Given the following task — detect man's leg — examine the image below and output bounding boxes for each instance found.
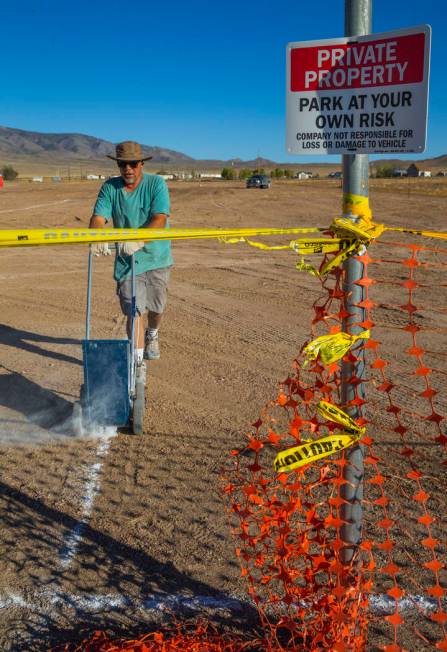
[126,314,145,349]
[144,267,171,360]
[144,312,161,360]
[117,275,146,363]
[148,311,162,330]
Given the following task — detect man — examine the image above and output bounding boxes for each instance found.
[90,141,172,363]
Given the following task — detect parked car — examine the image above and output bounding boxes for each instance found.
[246,174,271,189]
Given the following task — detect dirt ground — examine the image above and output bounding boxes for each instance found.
[0,178,445,651]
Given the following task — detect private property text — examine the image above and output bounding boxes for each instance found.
[290,34,424,92]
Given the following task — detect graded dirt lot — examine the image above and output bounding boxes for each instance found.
[0,178,445,650]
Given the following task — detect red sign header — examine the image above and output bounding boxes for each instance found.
[290,33,425,92]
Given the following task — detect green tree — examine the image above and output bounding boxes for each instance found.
[238,168,251,180]
[375,165,394,178]
[272,168,284,178]
[252,167,265,175]
[1,164,18,181]
[221,167,234,180]
[284,169,293,178]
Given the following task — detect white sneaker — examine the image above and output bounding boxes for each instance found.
[144,333,160,360]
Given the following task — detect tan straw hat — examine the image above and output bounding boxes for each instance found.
[106,140,152,161]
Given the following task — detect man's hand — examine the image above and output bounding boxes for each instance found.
[118,241,146,256]
[91,242,111,256]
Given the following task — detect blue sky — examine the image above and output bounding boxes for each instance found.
[0,1,445,162]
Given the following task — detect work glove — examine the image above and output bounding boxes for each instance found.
[118,241,146,256]
[91,242,111,256]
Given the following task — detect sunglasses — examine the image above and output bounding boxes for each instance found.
[117,160,141,169]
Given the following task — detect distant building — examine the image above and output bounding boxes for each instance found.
[199,173,221,179]
[32,176,43,182]
[176,172,195,180]
[392,169,407,177]
[418,170,431,177]
[295,171,311,179]
[407,164,419,177]
[436,171,446,177]
[86,174,100,180]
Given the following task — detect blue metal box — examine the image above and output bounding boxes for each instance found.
[82,339,130,426]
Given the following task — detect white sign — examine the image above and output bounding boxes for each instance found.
[286,25,431,155]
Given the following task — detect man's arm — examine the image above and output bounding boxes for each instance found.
[116,213,167,255]
[144,213,167,229]
[89,215,111,255]
[89,215,107,228]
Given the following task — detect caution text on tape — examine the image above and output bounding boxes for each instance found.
[274,400,364,473]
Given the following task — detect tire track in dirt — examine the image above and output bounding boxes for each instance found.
[0,199,74,215]
[171,297,301,347]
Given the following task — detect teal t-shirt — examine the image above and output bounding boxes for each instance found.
[93,173,173,281]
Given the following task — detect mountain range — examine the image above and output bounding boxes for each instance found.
[0,125,445,171]
[0,126,277,169]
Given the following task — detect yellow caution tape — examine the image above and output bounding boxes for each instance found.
[2,224,447,280]
[220,237,346,254]
[302,330,370,367]
[319,239,365,276]
[221,236,353,278]
[316,400,364,436]
[295,259,320,277]
[274,431,361,473]
[218,236,291,250]
[317,209,386,276]
[274,400,364,473]
[342,193,372,220]
[384,226,447,240]
[0,226,325,248]
[332,216,384,240]
[291,238,345,255]
[220,236,348,257]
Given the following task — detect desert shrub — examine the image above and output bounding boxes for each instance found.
[375,165,394,178]
[238,168,251,180]
[1,165,18,180]
[221,167,235,180]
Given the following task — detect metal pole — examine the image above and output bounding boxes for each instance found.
[129,254,136,395]
[86,248,93,340]
[340,0,372,566]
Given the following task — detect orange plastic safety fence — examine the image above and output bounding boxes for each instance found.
[223,236,447,651]
[49,622,259,651]
[49,236,447,652]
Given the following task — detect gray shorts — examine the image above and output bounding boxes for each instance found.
[117,267,171,316]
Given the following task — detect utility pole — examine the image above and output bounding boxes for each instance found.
[340,0,372,566]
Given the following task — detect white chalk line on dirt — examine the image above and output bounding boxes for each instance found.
[59,434,113,568]
[0,590,246,615]
[0,590,443,617]
[0,199,73,214]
